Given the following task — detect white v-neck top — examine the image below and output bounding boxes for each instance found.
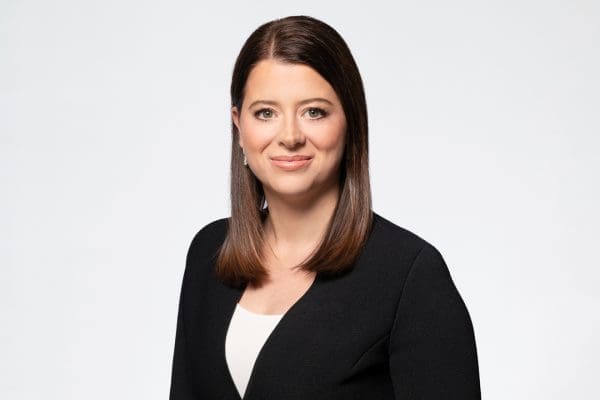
[225,303,284,398]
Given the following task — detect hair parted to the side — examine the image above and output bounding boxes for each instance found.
[215,15,373,289]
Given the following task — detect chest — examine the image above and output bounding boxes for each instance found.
[237,270,317,315]
[183,262,404,399]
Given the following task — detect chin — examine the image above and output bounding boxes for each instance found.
[266,179,314,197]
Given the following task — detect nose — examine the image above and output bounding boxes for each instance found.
[278,114,305,147]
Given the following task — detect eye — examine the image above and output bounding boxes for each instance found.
[254,108,275,121]
[305,107,328,119]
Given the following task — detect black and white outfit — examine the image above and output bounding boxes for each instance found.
[169,211,481,399]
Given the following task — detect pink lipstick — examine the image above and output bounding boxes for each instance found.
[270,155,313,171]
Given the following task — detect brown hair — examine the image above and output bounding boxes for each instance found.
[215,15,373,288]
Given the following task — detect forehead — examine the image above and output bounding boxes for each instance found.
[244,59,338,105]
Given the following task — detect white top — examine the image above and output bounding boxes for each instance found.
[225,303,284,398]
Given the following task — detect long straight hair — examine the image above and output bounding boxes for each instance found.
[215,15,373,288]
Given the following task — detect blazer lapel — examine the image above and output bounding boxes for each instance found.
[218,273,322,400]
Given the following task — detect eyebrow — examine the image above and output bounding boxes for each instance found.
[247,97,334,109]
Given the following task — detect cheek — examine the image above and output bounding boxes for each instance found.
[307,118,346,153]
[240,117,275,150]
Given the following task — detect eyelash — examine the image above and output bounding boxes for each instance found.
[253,107,329,121]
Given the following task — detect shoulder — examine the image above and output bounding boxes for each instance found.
[185,216,230,261]
[190,216,229,244]
[371,210,440,256]
[371,211,456,291]
[369,210,451,283]
[180,216,230,285]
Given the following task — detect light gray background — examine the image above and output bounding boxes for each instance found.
[2,0,599,399]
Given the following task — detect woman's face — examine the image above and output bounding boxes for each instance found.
[232,59,347,203]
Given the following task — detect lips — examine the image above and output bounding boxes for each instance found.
[270,155,313,171]
[270,155,313,161]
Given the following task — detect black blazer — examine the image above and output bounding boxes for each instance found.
[169,211,481,399]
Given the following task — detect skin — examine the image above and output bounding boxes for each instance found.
[231,58,347,314]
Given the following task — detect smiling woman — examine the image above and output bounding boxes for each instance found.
[169,15,481,400]
[231,59,347,210]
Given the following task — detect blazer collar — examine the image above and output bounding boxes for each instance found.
[212,211,380,399]
[218,273,324,399]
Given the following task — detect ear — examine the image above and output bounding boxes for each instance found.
[231,106,243,148]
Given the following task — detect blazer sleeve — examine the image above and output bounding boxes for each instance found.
[388,243,481,399]
[169,234,199,400]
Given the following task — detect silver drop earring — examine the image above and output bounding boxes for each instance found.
[243,152,248,166]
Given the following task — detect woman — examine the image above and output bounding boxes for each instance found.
[169,15,481,400]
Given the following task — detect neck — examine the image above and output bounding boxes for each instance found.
[262,182,340,253]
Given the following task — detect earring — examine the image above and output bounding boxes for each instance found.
[243,153,248,166]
